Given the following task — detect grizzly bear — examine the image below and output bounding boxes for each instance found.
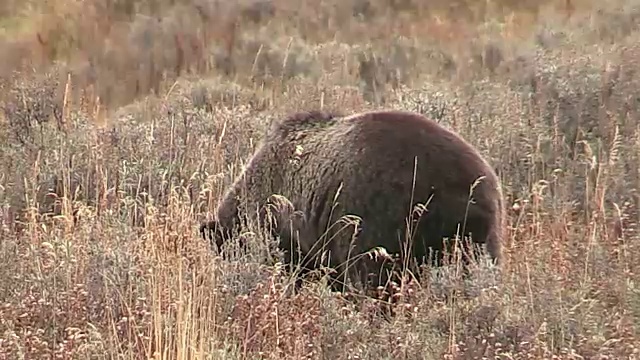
[201,109,504,292]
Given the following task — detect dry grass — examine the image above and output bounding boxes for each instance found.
[2,0,640,358]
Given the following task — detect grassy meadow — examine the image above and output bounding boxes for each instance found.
[1,0,640,358]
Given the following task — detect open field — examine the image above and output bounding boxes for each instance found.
[1,0,640,358]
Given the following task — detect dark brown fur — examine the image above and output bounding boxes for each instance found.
[201,109,505,292]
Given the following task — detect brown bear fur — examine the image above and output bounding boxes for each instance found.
[201,109,505,292]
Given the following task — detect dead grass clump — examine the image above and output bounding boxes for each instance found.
[0,188,243,359]
[225,271,322,359]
